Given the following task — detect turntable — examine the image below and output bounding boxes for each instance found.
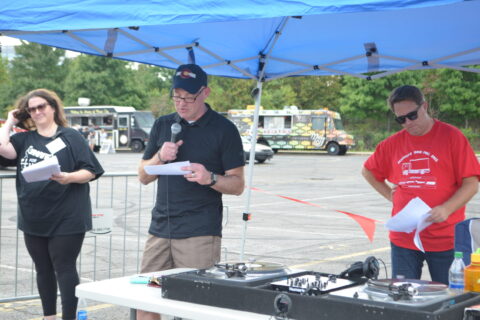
[161,260,290,296]
[161,261,296,316]
[329,278,452,307]
[198,261,291,286]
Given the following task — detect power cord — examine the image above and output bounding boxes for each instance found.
[377,258,388,279]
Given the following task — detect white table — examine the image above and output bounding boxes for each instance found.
[75,269,272,320]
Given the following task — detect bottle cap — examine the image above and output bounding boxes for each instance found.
[454,251,463,258]
[472,249,480,263]
[77,310,87,320]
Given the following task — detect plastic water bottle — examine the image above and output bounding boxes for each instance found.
[448,251,465,293]
[77,298,88,320]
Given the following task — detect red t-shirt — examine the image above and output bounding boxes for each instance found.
[364,120,480,251]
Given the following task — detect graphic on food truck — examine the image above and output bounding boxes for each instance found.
[64,106,155,152]
[227,106,354,155]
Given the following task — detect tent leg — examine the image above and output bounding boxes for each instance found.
[239,80,263,261]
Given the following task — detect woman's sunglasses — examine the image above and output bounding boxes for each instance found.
[394,104,422,124]
[27,102,49,114]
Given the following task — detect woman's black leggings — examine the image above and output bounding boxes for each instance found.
[24,233,85,320]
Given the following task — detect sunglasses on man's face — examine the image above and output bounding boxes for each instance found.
[394,104,422,124]
[27,102,49,114]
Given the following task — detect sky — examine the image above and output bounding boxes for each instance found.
[1,35,79,58]
[0,36,21,45]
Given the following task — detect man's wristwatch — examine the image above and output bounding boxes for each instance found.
[207,171,217,187]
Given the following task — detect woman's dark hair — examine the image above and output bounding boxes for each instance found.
[14,89,68,130]
[387,85,425,110]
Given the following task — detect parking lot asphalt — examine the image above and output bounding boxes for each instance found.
[1,151,479,319]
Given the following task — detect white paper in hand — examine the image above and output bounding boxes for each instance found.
[21,156,61,183]
[144,161,192,176]
[386,197,431,232]
[385,197,432,252]
[413,212,433,252]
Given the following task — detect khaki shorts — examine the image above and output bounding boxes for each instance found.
[140,234,221,273]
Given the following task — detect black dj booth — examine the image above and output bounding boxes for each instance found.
[161,262,480,320]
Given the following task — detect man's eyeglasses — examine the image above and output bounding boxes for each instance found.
[172,88,205,103]
[27,102,49,114]
[394,104,422,124]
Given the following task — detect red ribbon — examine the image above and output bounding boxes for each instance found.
[250,187,378,242]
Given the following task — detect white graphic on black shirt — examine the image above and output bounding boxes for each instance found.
[20,146,53,170]
[397,150,438,189]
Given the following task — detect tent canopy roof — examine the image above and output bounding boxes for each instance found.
[1,0,479,80]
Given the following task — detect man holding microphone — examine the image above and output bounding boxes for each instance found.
[137,64,245,320]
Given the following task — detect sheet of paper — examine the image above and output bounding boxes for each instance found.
[21,156,61,183]
[144,161,192,176]
[385,197,432,252]
[413,212,433,252]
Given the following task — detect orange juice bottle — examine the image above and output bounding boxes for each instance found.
[464,249,480,292]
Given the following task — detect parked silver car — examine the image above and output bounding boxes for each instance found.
[242,137,274,163]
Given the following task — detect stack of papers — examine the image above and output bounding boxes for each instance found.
[21,156,61,183]
[385,197,432,252]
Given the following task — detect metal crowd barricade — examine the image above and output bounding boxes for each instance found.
[0,172,156,303]
[0,171,230,303]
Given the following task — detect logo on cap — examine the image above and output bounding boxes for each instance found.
[177,69,197,79]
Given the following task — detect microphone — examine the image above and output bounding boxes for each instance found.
[170,122,182,143]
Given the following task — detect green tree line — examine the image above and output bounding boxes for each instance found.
[1,42,479,150]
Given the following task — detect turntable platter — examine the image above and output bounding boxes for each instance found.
[366,278,448,296]
[329,278,451,306]
[189,261,291,286]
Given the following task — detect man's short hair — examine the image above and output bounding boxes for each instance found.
[388,85,425,110]
[172,64,208,94]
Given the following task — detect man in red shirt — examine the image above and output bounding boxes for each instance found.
[362,85,480,284]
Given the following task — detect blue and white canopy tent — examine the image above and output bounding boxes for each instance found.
[2,0,479,258]
[2,1,479,79]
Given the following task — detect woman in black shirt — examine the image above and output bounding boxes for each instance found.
[0,89,104,320]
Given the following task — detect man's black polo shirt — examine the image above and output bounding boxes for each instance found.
[142,105,245,239]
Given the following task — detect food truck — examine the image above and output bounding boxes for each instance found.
[64,106,155,152]
[227,106,354,155]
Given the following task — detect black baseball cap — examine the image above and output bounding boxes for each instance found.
[172,64,208,94]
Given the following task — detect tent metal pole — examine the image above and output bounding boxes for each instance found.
[239,80,262,261]
[238,18,284,261]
